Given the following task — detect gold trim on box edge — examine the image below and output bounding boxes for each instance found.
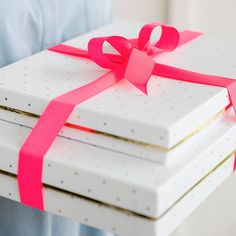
[0,105,225,153]
[0,150,235,221]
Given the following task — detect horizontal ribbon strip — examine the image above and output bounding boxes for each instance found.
[17,23,236,210]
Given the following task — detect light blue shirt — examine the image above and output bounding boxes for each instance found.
[0,0,113,67]
[0,0,114,235]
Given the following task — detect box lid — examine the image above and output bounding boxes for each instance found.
[0,107,235,218]
[0,21,233,149]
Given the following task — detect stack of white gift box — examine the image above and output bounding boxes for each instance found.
[0,22,235,236]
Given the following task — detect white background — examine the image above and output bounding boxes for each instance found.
[114,0,168,22]
[115,0,236,36]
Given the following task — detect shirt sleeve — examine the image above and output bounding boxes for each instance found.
[0,0,113,68]
[0,0,43,67]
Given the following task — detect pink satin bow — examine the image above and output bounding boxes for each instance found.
[87,23,181,94]
[18,23,236,210]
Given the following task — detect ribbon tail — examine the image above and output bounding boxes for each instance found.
[18,66,125,210]
[178,30,203,46]
[233,153,236,172]
[227,81,236,114]
[124,48,155,95]
[50,44,123,64]
[49,44,91,59]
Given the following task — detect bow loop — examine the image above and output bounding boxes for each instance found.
[88,36,133,69]
[138,23,180,55]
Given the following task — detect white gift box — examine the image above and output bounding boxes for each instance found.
[0,107,235,219]
[0,152,234,236]
[0,21,235,163]
[0,21,235,236]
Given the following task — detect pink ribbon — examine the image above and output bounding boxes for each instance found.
[17,23,236,210]
[234,156,236,172]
